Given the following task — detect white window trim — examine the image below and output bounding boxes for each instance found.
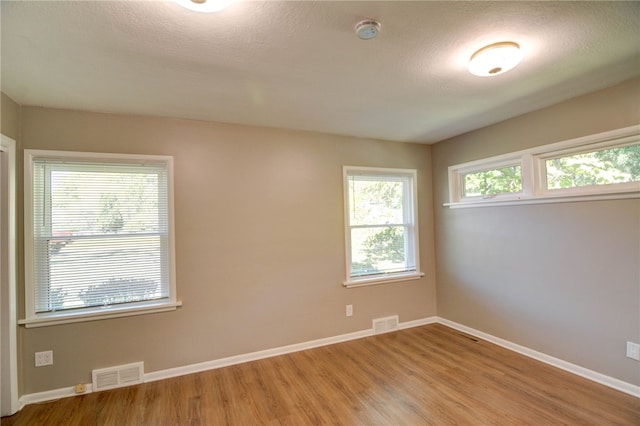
[18,300,183,328]
[446,125,640,208]
[20,150,181,328]
[450,156,528,203]
[1,135,19,414]
[342,166,424,288]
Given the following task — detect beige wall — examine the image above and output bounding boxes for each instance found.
[1,93,20,140]
[432,77,640,385]
[12,76,640,395]
[18,107,436,393]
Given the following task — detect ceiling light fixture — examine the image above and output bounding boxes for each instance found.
[468,42,522,77]
[174,0,237,13]
[354,20,381,40]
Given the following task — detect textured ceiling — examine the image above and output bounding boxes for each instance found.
[2,1,639,143]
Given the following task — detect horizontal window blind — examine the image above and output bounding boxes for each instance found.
[32,159,170,314]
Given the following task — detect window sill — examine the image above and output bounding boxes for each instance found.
[444,191,639,209]
[343,272,424,288]
[19,300,182,328]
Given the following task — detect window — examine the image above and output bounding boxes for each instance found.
[542,143,640,193]
[447,125,640,207]
[22,150,179,327]
[462,163,523,199]
[343,167,422,288]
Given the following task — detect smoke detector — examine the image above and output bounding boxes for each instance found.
[354,20,381,40]
[174,0,236,13]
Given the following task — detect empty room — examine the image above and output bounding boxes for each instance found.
[1,1,639,424]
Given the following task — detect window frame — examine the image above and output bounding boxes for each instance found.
[342,166,423,288]
[450,156,531,202]
[21,150,180,328]
[535,137,640,198]
[447,125,640,208]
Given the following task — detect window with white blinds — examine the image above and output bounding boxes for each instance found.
[23,150,178,326]
[343,167,423,288]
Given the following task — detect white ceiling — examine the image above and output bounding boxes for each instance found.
[2,1,639,143]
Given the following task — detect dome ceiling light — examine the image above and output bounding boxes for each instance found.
[174,0,236,13]
[468,42,523,77]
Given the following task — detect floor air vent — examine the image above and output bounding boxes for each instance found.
[373,315,399,335]
[92,361,144,391]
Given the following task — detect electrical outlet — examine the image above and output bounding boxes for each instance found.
[626,342,640,361]
[346,304,353,317]
[35,350,53,367]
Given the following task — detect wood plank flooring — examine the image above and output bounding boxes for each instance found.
[2,324,639,425]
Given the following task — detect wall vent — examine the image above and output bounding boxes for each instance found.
[92,361,144,392]
[372,315,399,335]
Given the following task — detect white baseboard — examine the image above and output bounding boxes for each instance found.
[437,317,640,398]
[399,316,438,330]
[145,317,438,383]
[18,383,93,410]
[18,317,437,407]
[17,314,638,408]
[144,326,377,383]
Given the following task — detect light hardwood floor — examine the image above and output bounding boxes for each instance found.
[2,324,639,425]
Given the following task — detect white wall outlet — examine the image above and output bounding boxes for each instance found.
[35,350,53,367]
[626,341,640,360]
[346,304,353,317]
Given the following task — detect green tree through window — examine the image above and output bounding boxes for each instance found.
[547,144,640,189]
[463,165,522,197]
[345,168,419,282]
